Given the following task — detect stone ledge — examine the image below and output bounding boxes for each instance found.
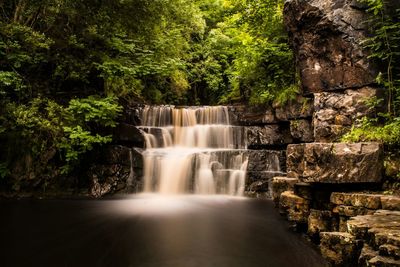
[331,192,382,209]
[331,192,400,211]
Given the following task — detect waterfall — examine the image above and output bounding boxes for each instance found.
[139,106,248,195]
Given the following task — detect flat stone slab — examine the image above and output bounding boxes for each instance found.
[331,192,400,212]
[287,143,383,183]
[347,210,400,243]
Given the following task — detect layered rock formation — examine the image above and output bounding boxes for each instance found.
[268,1,397,266]
[285,0,382,142]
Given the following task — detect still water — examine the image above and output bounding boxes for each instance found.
[0,194,327,267]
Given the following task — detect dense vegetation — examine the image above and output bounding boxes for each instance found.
[0,0,293,185]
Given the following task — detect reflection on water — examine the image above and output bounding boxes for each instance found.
[0,195,327,267]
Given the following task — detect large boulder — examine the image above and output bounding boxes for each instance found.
[284,0,378,94]
[287,143,383,183]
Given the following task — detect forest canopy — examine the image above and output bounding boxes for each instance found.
[0,0,294,106]
[0,0,294,179]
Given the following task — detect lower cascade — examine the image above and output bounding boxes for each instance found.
[139,105,248,195]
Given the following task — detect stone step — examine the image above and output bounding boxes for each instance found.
[331,192,382,209]
[347,210,400,243]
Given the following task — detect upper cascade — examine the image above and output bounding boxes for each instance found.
[139,105,248,195]
[139,106,246,149]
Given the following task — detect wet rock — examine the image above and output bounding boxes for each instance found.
[279,191,310,223]
[271,177,299,203]
[287,143,383,183]
[290,119,314,143]
[113,123,145,147]
[247,180,270,197]
[245,171,287,197]
[88,158,143,198]
[308,209,333,238]
[246,150,286,173]
[319,232,363,266]
[313,88,383,142]
[246,125,293,148]
[331,192,382,209]
[119,101,144,126]
[274,96,314,121]
[284,0,377,94]
[99,145,143,168]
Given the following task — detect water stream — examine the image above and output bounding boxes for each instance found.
[139,106,248,196]
[0,106,328,266]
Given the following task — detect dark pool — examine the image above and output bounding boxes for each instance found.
[0,194,327,267]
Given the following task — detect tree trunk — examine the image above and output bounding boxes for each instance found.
[13,0,26,24]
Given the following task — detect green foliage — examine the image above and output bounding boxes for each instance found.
[0,163,10,179]
[0,96,121,177]
[58,126,112,173]
[360,0,400,116]
[342,117,400,145]
[187,0,296,105]
[67,96,122,127]
[345,1,400,148]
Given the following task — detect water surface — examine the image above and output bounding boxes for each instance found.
[0,195,327,267]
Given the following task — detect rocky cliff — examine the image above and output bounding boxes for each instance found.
[271,1,400,266]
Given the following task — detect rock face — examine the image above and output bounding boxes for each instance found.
[313,88,383,142]
[287,143,383,183]
[271,177,299,204]
[290,119,314,142]
[88,145,143,197]
[246,125,293,148]
[284,0,377,94]
[319,232,363,266]
[279,190,310,224]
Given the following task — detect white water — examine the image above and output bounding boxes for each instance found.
[140,106,248,196]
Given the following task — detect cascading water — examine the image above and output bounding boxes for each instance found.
[139,106,248,195]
